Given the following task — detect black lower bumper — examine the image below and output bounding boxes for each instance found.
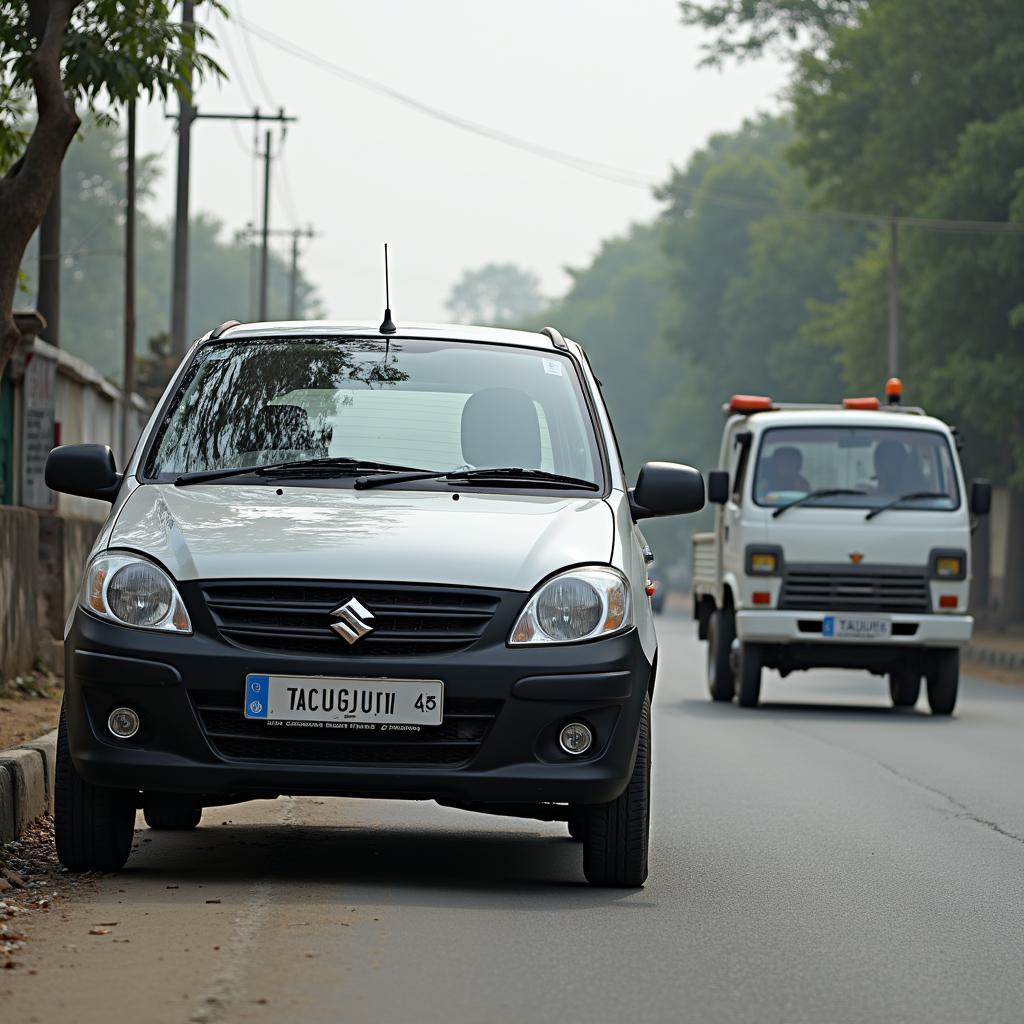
[64,609,654,807]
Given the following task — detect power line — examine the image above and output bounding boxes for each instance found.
[234,7,277,109]
[234,13,1024,237]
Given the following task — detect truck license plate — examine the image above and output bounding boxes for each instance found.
[822,615,892,641]
[243,674,443,726]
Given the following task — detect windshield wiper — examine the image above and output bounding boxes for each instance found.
[173,457,426,487]
[771,488,867,518]
[864,491,950,521]
[354,466,600,491]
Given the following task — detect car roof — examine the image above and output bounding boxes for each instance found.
[202,320,561,351]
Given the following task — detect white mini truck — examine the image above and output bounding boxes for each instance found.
[692,384,991,714]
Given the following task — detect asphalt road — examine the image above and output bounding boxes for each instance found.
[6,617,1024,1023]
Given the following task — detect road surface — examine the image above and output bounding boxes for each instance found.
[5,617,1023,1023]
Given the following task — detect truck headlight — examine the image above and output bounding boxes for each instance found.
[82,552,192,633]
[929,549,966,580]
[510,567,631,645]
[746,546,782,575]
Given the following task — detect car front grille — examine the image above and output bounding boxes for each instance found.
[199,580,503,657]
[191,688,502,766]
[779,566,930,614]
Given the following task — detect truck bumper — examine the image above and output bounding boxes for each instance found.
[736,610,973,647]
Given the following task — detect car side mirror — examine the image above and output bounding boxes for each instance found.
[630,462,705,520]
[44,444,122,502]
[707,470,730,505]
[970,478,991,517]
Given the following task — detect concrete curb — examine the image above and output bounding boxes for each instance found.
[964,645,1024,672]
[0,728,58,845]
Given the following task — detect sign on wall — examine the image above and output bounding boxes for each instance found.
[22,352,56,509]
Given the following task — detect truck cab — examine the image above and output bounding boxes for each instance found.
[692,384,991,714]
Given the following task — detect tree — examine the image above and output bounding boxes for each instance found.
[0,0,222,376]
[445,263,544,326]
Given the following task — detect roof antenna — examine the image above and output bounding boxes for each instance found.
[379,244,397,334]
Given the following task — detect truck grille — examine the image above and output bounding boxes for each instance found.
[779,566,930,614]
[191,689,502,766]
[200,581,502,657]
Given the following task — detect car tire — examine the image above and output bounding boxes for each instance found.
[144,805,203,830]
[55,705,135,873]
[889,670,921,708]
[926,649,959,716]
[566,808,586,841]
[736,642,763,708]
[707,608,736,702]
[583,694,650,887]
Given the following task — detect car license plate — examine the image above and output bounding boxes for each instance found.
[822,614,892,641]
[243,674,443,726]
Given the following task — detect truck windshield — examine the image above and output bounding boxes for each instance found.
[752,426,960,511]
[142,337,602,487]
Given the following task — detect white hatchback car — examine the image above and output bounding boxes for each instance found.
[45,320,704,887]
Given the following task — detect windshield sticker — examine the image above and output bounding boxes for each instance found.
[542,358,564,376]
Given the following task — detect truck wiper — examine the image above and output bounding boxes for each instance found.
[174,457,425,487]
[771,488,867,518]
[353,466,600,491]
[864,491,949,521]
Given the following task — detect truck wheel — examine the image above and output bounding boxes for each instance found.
[736,643,763,708]
[926,649,959,716]
[144,805,202,830]
[707,608,736,701]
[889,670,921,708]
[55,706,135,873]
[583,694,650,887]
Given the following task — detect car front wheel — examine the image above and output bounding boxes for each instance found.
[55,706,135,872]
[926,649,959,716]
[707,608,736,702]
[889,669,921,708]
[736,642,763,708]
[582,694,651,887]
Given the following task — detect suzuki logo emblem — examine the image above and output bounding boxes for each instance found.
[849,552,865,565]
[329,597,375,644]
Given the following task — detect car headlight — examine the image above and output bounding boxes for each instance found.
[510,566,631,645]
[81,552,192,633]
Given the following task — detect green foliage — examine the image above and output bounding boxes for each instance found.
[445,263,544,326]
[0,1,223,171]
[18,120,323,382]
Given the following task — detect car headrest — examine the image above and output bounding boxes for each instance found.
[460,388,541,469]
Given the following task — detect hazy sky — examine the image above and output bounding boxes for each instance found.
[138,1,788,323]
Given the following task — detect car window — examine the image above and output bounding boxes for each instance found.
[752,425,960,510]
[143,337,599,485]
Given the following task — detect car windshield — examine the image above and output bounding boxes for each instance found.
[752,426,960,511]
[143,336,602,487]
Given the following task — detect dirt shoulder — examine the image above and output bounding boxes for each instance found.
[0,676,63,750]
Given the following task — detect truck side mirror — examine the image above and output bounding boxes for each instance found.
[45,444,122,502]
[970,478,991,517]
[630,462,705,520]
[707,470,730,505]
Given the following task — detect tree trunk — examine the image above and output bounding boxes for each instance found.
[0,0,81,376]
[36,172,62,346]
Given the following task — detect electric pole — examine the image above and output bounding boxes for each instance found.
[888,206,899,378]
[237,225,318,320]
[122,101,137,458]
[259,129,272,321]
[170,0,195,361]
[168,107,295,336]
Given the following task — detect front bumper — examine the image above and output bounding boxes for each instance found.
[64,605,653,807]
[736,609,973,646]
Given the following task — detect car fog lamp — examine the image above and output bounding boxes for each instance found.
[559,721,593,756]
[935,556,962,578]
[107,563,173,626]
[108,707,140,739]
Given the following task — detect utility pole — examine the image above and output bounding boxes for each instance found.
[888,206,899,378]
[259,129,272,321]
[168,107,295,329]
[170,0,195,361]
[236,224,317,321]
[122,101,137,459]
